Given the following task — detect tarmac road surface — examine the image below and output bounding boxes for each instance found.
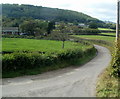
[2,45,111,97]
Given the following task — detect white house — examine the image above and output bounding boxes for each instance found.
[2,27,19,35]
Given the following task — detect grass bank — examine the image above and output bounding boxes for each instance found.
[100,33,116,36]
[98,28,115,31]
[73,35,115,42]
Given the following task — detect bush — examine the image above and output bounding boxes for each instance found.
[2,45,96,75]
[2,34,35,39]
[57,49,84,61]
[111,39,120,78]
[75,28,101,35]
[2,54,15,71]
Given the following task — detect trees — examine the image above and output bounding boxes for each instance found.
[50,30,68,49]
[20,19,48,36]
[52,22,69,49]
[2,16,49,36]
[20,20,36,36]
[3,4,104,25]
[47,21,55,34]
[89,22,98,29]
[2,16,20,27]
[35,20,48,36]
[3,4,116,29]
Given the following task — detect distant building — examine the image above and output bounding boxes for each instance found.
[55,22,59,25]
[78,23,89,28]
[78,23,85,27]
[68,23,73,26]
[2,27,19,35]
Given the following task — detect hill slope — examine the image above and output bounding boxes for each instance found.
[2,4,104,24]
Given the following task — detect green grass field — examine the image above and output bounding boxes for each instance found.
[72,35,115,42]
[100,33,116,36]
[2,38,89,53]
[98,28,115,31]
[2,38,96,78]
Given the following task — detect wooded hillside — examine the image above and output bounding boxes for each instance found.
[2,4,103,24]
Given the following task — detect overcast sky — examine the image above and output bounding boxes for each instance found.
[1,0,117,22]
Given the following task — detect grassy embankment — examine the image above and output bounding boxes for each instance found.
[72,32,119,97]
[2,38,96,78]
[100,33,116,36]
[98,28,115,31]
[74,35,115,42]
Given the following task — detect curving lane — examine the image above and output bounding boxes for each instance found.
[2,45,111,97]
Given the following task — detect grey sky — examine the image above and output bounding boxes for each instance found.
[1,0,117,22]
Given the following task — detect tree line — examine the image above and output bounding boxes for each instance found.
[2,4,103,25]
[3,17,101,36]
[2,4,116,29]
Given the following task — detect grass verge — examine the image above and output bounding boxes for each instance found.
[96,66,119,97]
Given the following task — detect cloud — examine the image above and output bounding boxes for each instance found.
[86,2,116,22]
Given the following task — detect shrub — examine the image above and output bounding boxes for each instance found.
[2,54,14,71]
[2,45,96,75]
[57,49,84,61]
[111,39,120,78]
[2,34,35,39]
[84,46,96,56]
[75,28,101,35]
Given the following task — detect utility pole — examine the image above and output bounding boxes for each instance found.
[116,0,120,41]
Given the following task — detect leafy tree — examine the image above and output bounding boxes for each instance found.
[50,30,69,49]
[89,22,98,29]
[20,20,36,36]
[35,19,48,36]
[20,19,48,36]
[53,22,69,49]
[47,21,55,34]
[34,28,46,36]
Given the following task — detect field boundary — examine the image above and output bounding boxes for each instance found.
[2,38,97,78]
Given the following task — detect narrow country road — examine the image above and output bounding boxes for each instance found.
[2,45,111,97]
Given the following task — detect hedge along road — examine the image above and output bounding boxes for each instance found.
[2,45,111,97]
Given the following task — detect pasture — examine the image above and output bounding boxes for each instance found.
[100,33,116,36]
[98,28,115,31]
[72,34,115,43]
[2,38,96,78]
[2,38,89,53]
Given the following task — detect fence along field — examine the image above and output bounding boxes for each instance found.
[2,38,96,78]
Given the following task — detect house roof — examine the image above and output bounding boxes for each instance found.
[2,27,19,32]
[2,27,19,30]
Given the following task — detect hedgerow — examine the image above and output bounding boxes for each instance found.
[75,28,101,35]
[111,39,120,78]
[2,46,96,77]
[2,34,44,39]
